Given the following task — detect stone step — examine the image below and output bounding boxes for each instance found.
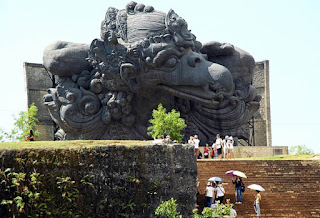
[197,160,320,217]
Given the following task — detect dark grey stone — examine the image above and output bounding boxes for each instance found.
[0,143,197,217]
[43,2,260,143]
[43,41,92,77]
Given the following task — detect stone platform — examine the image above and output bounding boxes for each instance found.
[198,146,288,158]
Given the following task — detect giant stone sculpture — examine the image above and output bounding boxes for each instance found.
[43,2,261,143]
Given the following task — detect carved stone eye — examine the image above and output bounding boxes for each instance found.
[170,17,176,22]
[164,57,178,68]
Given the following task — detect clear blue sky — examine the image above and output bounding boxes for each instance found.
[0,0,319,153]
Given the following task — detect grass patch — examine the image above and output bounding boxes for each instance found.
[0,140,154,150]
[246,154,315,160]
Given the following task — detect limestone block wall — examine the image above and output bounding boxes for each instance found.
[24,62,55,141]
[0,143,197,217]
[198,146,288,158]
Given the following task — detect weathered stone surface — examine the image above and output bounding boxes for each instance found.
[252,61,272,147]
[24,62,55,141]
[43,41,92,77]
[0,143,197,217]
[42,2,261,143]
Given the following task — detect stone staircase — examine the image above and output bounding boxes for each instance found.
[197,160,320,217]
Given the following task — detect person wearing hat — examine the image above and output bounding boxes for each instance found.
[228,136,235,159]
[205,181,215,207]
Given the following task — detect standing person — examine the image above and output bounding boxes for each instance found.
[188,136,196,159]
[215,134,223,160]
[194,135,200,160]
[196,178,200,196]
[212,142,218,159]
[228,136,235,159]
[205,182,215,207]
[25,130,35,141]
[223,136,229,159]
[254,190,262,217]
[204,143,211,159]
[188,135,194,144]
[215,183,225,204]
[232,176,243,204]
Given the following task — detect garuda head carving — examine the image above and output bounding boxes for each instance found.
[43,1,260,142]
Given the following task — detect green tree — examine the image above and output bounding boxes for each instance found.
[147,104,186,142]
[1,103,40,142]
[289,145,314,155]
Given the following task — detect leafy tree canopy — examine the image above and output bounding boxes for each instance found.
[0,103,40,142]
[289,145,314,155]
[147,104,186,142]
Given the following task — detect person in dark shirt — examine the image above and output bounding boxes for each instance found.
[232,176,243,204]
[25,130,35,141]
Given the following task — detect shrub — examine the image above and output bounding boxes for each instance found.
[192,199,234,217]
[148,104,186,142]
[155,198,181,218]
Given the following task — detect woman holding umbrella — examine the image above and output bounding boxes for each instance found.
[248,184,265,217]
[254,190,262,217]
[232,176,244,204]
[226,170,247,204]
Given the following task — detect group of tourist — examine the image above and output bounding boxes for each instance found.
[189,134,235,160]
[204,180,237,217]
[204,176,262,217]
[213,134,235,160]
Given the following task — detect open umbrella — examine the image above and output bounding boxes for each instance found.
[225,170,235,177]
[225,170,247,178]
[233,170,247,178]
[208,176,224,182]
[248,184,265,192]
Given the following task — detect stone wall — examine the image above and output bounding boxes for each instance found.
[0,143,197,217]
[24,62,55,141]
[250,60,272,146]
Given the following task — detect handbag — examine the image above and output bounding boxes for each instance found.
[241,182,245,192]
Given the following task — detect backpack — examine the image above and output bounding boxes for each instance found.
[241,182,245,192]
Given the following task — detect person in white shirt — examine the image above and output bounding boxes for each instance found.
[223,135,229,159]
[215,183,225,203]
[215,134,223,160]
[230,207,237,217]
[228,136,235,159]
[194,135,200,160]
[205,182,215,207]
[188,136,194,144]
